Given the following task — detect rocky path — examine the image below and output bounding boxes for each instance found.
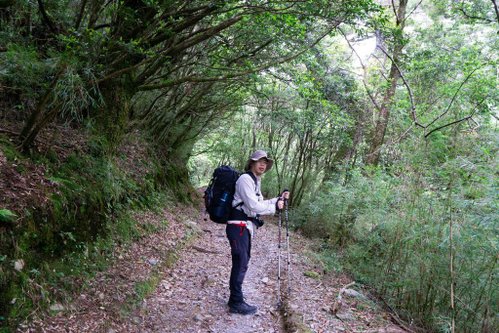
[124,217,285,333]
[20,203,410,333]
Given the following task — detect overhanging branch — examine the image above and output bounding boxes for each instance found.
[139,25,338,91]
[424,68,479,129]
[424,115,475,138]
[424,96,487,138]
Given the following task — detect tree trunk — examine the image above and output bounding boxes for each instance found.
[365,0,408,166]
[19,66,65,152]
[322,108,365,184]
[97,81,133,152]
[365,60,400,165]
[347,109,364,162]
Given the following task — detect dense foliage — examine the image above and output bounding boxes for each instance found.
[294,131,498,331]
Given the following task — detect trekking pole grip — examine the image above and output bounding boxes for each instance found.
[281,188,290,200]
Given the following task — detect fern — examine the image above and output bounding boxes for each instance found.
[0,209,17,223]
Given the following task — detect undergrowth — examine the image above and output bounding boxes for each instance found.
[293,132,498,332]
[0,133,182,331]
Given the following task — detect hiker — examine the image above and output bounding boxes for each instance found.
[226,150,290,315]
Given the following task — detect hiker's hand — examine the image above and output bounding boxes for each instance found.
[276,198,285,210]
[281,190,290,200]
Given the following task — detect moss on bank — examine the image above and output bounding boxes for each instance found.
[0,131,195,331]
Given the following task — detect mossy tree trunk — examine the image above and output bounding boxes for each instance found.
[96,80,135,153]
[155,138,197,202]
[18,66,66,152]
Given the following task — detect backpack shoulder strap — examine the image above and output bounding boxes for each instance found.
[245,171,258,188]
[233,172,258,209]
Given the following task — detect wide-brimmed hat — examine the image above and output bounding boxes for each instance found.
[244,150,273,173]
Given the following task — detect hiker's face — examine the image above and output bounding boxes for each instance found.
[251,159,268,176]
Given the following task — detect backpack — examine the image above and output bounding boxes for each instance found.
[204,166,256,224]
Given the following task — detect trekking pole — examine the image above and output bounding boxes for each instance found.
[285,198,291,295]
[277,208,282,308]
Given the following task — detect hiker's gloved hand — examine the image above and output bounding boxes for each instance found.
[281,189,290,200]
[276,198,285,210]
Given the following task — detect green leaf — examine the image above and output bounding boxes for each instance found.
[0,208,17,223]
[304,271,321,279]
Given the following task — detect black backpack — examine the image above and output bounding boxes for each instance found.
[204,166,256,224]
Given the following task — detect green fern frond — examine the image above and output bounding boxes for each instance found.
[0,208,17,223]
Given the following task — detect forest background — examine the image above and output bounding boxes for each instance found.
[0,1,497,332]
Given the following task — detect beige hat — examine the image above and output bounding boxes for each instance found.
[245,150,273,173]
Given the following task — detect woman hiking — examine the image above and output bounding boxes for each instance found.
[226,150,289,315]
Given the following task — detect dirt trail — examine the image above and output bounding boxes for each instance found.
[20,204,409,333]
[124,219,285,333]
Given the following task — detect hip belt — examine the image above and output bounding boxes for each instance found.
[227,220,248,226]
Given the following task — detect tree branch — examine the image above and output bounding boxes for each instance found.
[93,23,111,30]
[456,1,493,22]
[37,0,58,34]
[146,4,218,48]
[97,57,154,84]
[377,45,424,128]
[424,115,475,138]
[424,96,487,138]
[74,0,88,30]
[492,0,499,24]
[338,27,382,112]
[402,0,423,24]
[227,38,274,66]
[139,25,337,91]
[424,68,479,129]
[0,128,20,137]
[458,8,492,22]
[391,0,398,21]
[133,14,245,85]
[164,15,244,57]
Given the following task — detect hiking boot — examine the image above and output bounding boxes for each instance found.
[228,301,257,315]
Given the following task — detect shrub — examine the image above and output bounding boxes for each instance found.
[294,140,498,332]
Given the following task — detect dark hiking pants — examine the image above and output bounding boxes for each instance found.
[226,224,251,304]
